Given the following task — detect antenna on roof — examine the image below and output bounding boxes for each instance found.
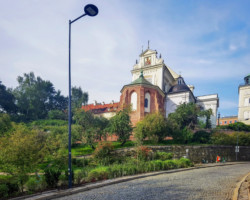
[142,45,143,53]
[148,40,150,49]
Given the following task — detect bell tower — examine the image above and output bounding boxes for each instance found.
[131,48,178,94]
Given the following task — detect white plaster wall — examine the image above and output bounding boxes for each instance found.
[238,85,250,124]
[166,92,191,117]
[196,95,219,128]
[96,112,116,119]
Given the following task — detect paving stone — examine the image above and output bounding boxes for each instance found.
[54,163,250,200]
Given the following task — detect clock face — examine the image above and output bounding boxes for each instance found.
[144,57,151,65]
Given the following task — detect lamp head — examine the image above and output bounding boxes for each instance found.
[84,4,99,17]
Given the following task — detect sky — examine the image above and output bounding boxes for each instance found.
[0,0,250,117]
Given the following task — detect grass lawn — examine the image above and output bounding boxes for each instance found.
[71,141,135,157]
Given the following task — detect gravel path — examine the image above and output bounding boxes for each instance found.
[56,163,250,200]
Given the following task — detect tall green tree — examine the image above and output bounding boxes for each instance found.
[134,112,167,144]
[0,81,17,114]
[0,124,47,192]
[0,113,13,137]
[108,108,133,146]
[72,86,88,109]
[167,102,200,143]
[199,109,213,129]
[168,102,200,130]
[13,72,66,121]
[74,109,108,149]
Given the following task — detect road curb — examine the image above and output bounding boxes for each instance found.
[12,162,247,200]
[232,171,250,200]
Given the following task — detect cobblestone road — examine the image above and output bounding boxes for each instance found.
[56,163,250,200]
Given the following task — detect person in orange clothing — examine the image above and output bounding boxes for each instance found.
[216,155,221,163]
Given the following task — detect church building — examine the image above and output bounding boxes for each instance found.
[238,74,250,125]
[82,46,219,128]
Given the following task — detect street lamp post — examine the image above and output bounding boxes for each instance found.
[68,4,98,188]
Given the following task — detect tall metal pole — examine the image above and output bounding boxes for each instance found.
[67,4,98,189]
[68,19,72,188]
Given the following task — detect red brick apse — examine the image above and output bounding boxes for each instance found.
[120,72,165,126]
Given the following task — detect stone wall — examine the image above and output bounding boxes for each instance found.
[115,145,250,163]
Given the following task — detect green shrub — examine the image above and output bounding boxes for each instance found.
[74,170,85,185]
[0,183,9,198]
[87,167,109,182]
[211,131,250,146]
[211,132,232,145]
[177,158,193,168]
[150,160,163,171]
[0,176,19,197]
[108,164,123,178]
[136,146,153,161]
[30,119,67,127]
[48,110,67,120]
[123,164,137,176]
[26,176,44,192]
[227,122,250,132]
[44,167,62,188]
[74,169,89,185]
[72,158,89,167]
[231,132,250,146]
[92,142,114,165]
[192,130,211,144]
[58,173,67,187]
[163,160,178,170]
[155,151,173,160]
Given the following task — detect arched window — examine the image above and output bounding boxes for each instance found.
[144,92,150,112]
[145,99,148,108]
[131,92,137,111]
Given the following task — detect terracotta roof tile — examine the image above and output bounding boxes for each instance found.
[82,102,119,114]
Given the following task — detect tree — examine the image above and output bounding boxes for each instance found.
[48,110,67,120]
[0,113,13,137]
[0,81,17,114]
[199,109,213,129]
[168,102,200,130]
[51,90,68,111]
[108,108,132,146]
[13,72,67,121]
[0,124,47,192]
[72,86,88,109]
[74,109,108,149]
[167,102,201,143]
[134,112,167,144]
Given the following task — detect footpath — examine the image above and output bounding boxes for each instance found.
[11,162,249,200]
[234,171,250,200]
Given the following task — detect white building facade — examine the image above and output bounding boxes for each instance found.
[238,75,250,125]
[131,48,219,128]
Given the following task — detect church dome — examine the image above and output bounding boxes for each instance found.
[168,76,190,93]
[168,84,190,93]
